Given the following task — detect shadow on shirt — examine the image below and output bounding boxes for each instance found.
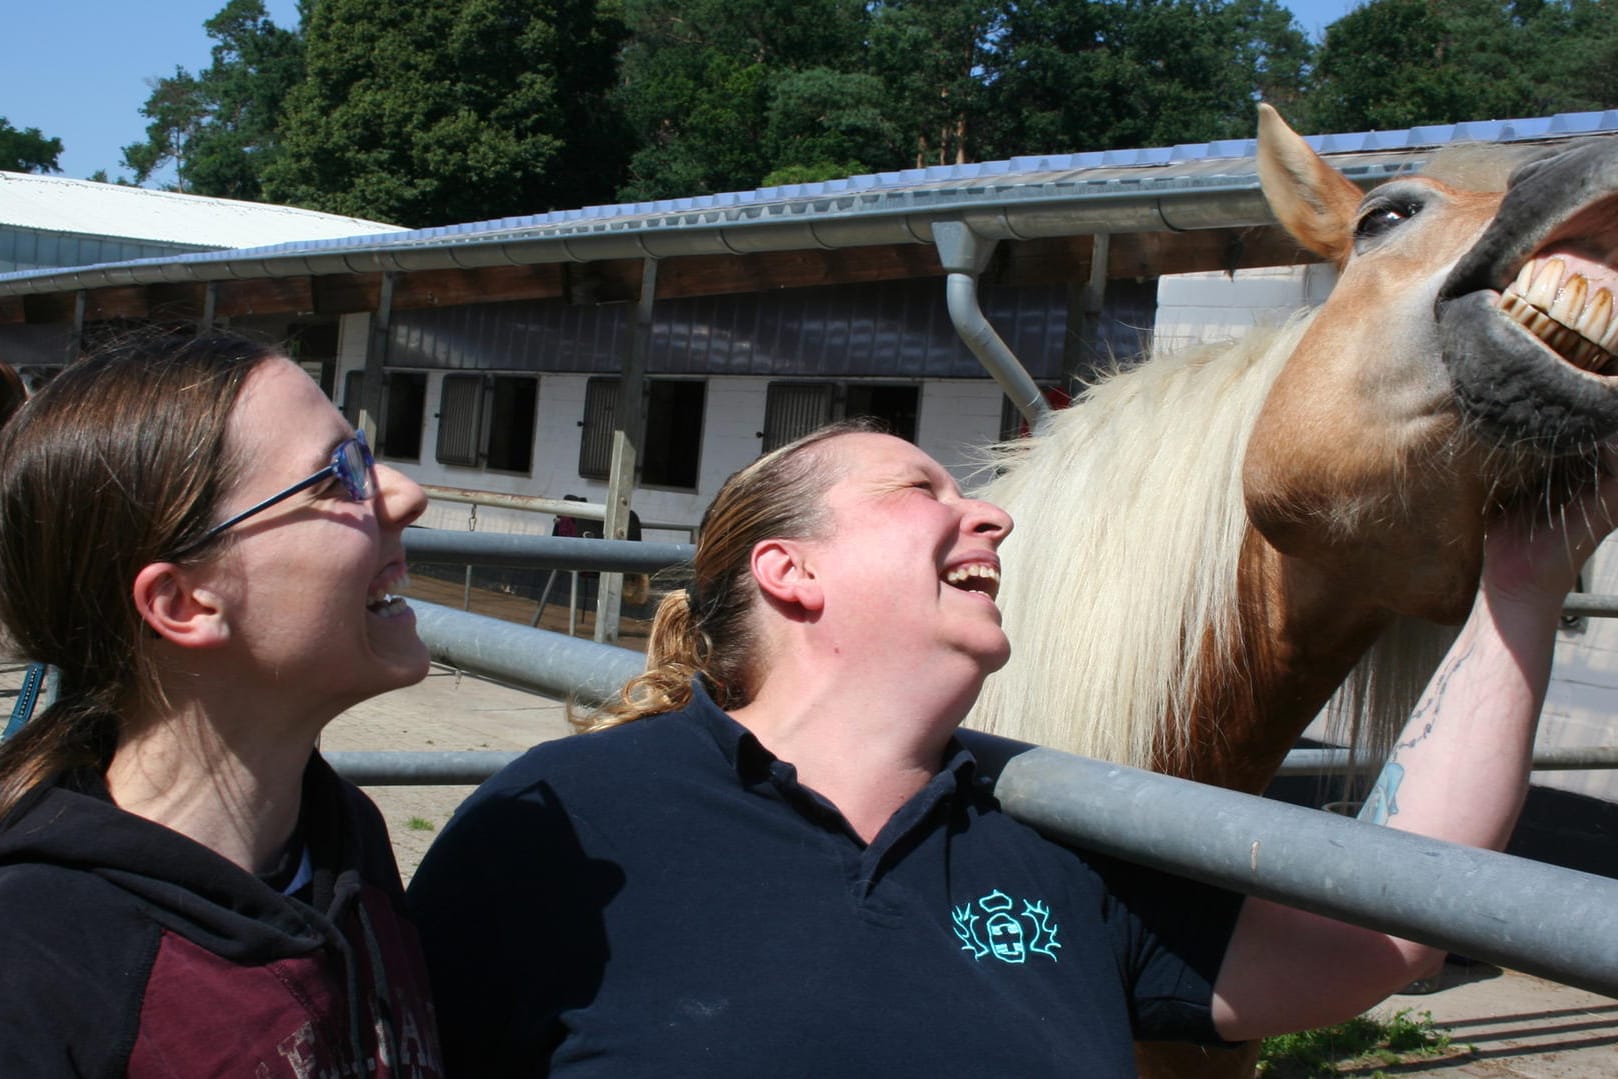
[408,779,625,1076]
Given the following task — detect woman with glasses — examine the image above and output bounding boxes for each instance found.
[0,331,444,1077]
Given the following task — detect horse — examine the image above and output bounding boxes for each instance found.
[968,104,1618,1076]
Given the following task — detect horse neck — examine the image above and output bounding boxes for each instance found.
[967,314,1449,791]
[1159,529,1393,794]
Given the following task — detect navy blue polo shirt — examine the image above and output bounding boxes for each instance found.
[409,684,1243,1078]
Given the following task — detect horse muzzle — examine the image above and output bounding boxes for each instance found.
[1439,138,1618,451]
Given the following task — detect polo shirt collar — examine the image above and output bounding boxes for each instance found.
[685,678,977,777]
[682,678,983,843]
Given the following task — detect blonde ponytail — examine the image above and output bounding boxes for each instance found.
[577,418,883,733]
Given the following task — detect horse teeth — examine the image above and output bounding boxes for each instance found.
[1527,257,1566,309]
[1601,294,1618,355]
[1512,260,1538,296]
[1582,285,1614,349]
[1552,272,1588,325]
[1499,264,1618,374]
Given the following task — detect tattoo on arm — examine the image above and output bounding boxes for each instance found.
[1358,762,1404,824]
[1357,637,1476,825]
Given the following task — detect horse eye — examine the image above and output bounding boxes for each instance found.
[1355,200,1417,241]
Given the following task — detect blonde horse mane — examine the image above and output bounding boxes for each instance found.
[968,312,1455,773]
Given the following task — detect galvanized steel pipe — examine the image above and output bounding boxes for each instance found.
[405,530,693,574]
[326,751,521,786]
[326,717,1618,998]
[410,600,644,703]
[1278,745,1618,775]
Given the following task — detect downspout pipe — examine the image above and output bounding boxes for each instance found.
[932,220,1050,429]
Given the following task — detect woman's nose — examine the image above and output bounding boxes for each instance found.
[374,463,427,530]
[966,498,1013,543]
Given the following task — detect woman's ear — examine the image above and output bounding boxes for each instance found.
[751,538,824,615]
[131,563,230,649]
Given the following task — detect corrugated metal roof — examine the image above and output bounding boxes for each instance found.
[3,109,1617,296]
[299,108,1618,245]
[0,170,405,248]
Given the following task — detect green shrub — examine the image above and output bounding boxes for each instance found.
[1259,1009,1455,1077]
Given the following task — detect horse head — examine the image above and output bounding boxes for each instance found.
[1244,105,1618,626]
[975,106,1618,795]
[989,108,1618,1079]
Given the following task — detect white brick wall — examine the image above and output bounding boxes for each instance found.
[1153,264,1338,353]
[1540,540,1618,800]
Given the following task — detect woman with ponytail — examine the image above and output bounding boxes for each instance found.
[0,330,444,1077]
[411,420,1615,1079]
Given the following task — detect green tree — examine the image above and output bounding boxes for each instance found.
[0,118,64,173]
[265,0,628,227]
[1304,0,1553,132]
[761,68,902,185]
[122,0,303,197]
[1527,0,1618,114]
[989,0,1312,155]
[867,0,1005,167]
[615,0,878,200]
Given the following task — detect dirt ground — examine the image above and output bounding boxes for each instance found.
[317,662,571,879]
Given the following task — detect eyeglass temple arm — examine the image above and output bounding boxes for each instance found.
[197,467,336,543]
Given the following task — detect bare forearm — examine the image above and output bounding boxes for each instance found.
[1212,574,1563,1039]
[1211,459,1617,1040]
[1359,581,1556,848]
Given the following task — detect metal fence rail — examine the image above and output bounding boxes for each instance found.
[324,712,1618,1000]
[411,601,644,704]
[1275,745,1618,775]
[327,750,523,785]
[972,738,1618,1002]
[405,529,694,576]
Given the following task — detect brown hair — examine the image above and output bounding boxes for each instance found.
[0,330,278,819]
[582,418,885,731]
[0,362,27,430]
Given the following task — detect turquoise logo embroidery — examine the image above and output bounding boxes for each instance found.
[952,889,1061,964]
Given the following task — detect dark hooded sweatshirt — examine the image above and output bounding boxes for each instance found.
[0,754,444,1078]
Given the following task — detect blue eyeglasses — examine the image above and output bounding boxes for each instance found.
[186,432,376,552]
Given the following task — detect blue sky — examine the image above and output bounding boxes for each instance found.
[5,0,1360,186]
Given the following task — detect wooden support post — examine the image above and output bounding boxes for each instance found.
[595,258,656,644]
[357,273,397,447]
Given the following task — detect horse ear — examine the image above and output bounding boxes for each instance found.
[1256,103,1364,265]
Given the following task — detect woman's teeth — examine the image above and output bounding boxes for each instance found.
[368,575,411,617]
[945,563,1001,601]
[367,594,410,618]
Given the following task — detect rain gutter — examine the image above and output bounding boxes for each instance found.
[932,220,1048,426]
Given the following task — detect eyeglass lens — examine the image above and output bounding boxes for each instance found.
[337,435,376,502]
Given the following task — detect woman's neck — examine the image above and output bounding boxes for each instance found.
[104,703,317,876]
[731,675,975,843]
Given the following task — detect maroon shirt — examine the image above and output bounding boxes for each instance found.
[0,758,444,1078]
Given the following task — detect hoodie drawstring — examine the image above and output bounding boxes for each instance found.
[357,897,403,1071]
